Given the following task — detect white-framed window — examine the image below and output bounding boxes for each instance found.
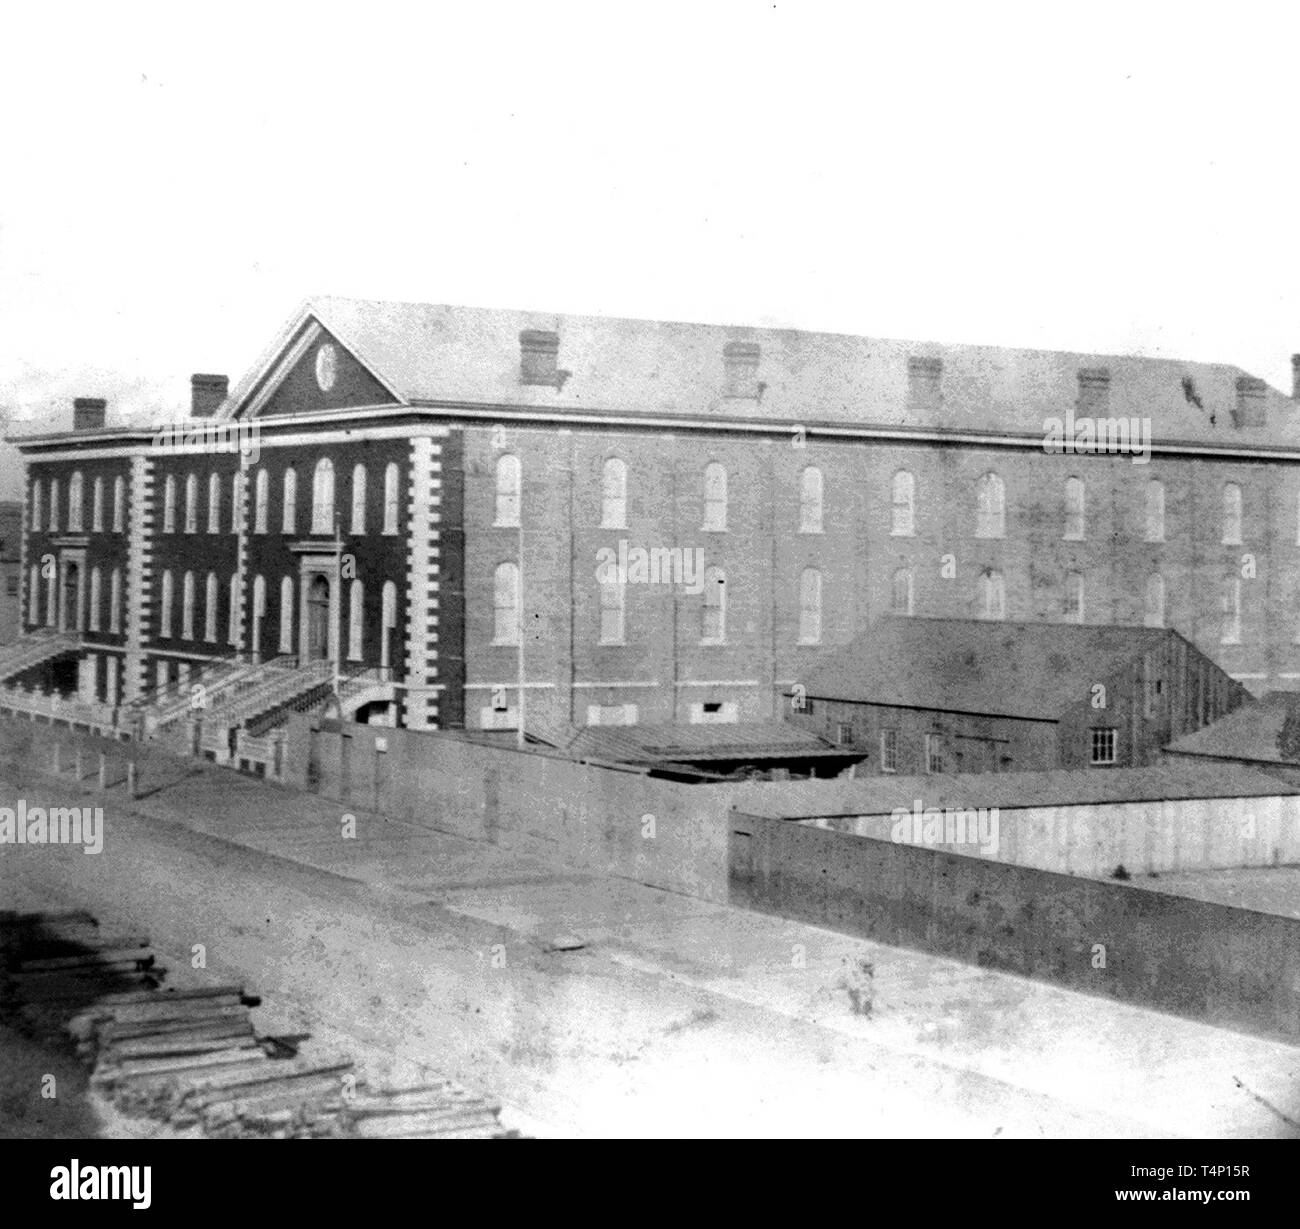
[159,569,174,637]
[381,581,398,674]
[87,567,101,632]
[30,479,42,532]
[975,472,1005,539]
[281,467,297,534]
[601,458,627,529]
[182,570,195,640]
[1146,479,1165,542]
[251,575,266,652]
[91,476,103,531]
[162,475,175,533]
[493,562,520,645]
[232,472,244,534]
[112,475,125,533]
[892,568,914,615]
[227,573,239,645]
[891,470,915,537]
[701,566,726,643]
[880,728,898,773]
[351,464,367,534]
[799,466,823,534]
[312,457,335,534]
[1144,573,1165,628]
[703,462,728,531]
[1221,575,1242,644]
[279,576,294,654]
[1064,476,1085,540]
[980,570,1005,620]
[383,462,400,535]
[45,564,56,626]
[494,454,521,527]
[798,567,822,644]
[207,473,221,534]
[254,470,268,534]
[28,563,39,626]
[1063,571,1085,623]
[48,477,59,532]
[1090,727,1117,765]
[205,572,218,642]
[1222,482,1242,545]
[68,471,84,532]
[349,580,364,661]
[109,568,122,633]
[184,473,198,533]
[925,732,945,774]
[598,579,625,645]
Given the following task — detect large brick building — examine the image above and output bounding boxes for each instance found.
[7,296,1300,752]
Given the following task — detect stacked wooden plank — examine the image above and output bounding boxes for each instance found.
[1,910,513,1139]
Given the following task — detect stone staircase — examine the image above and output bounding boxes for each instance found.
[0,630,79,683]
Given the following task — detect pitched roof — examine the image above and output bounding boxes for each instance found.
[796,616,1179,720]
[732,762,1300,818]
[1165,693,1300,765]
[281,296,1299,447]
[567,721,846,767]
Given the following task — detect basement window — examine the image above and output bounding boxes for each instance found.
[1090,727,1117,765]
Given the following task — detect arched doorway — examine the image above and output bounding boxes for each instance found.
[62,562,80,631]
[307,575,330,661]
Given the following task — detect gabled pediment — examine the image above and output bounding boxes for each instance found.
[228,311,404,419]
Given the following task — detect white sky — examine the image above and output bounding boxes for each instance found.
[2,0,1299,495]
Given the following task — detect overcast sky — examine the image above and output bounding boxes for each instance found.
[2,1,1298,495]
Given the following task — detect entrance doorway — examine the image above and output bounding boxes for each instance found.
[307,575,330,660]
[62,562,80,631]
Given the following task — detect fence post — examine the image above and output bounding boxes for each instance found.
[52,743,60,775]
[74,747,83,780]
[126,760,137,799]
[98,753,107,791]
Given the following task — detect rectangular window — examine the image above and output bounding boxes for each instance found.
[1090,727,1117,765]
[880,729,898,773]
[836,722,854,746]
[924,732,945,774]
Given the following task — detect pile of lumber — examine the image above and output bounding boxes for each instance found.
[1,909,514,1139]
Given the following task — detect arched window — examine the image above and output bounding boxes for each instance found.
[351,464,367,534]
[182,570,196,640]
[701,566,726,643]
[1146,480,1165,542]
[112,475,125,533]
[279,576,294,654]
[30,479,42,532]
[29,563,40,626]
[91,476,103,532]
[281,467,297,534]
[207,473,221,534]
[253,469,268,534]
[381,581,397,675]
[68,471,84,532]
[45,563,56,626]
[601,458,627,529]
[109,568,122,634]
[798,567,822,643]
[892,568,914,615]
[159,570,174,637]
[251,575,266,656]
[231,472,243,534]
[1064,477,1085,540]
[703,463,728,531]
[598,577,625,644]
[205,572,218,642]
[1221,576,1242,643]
[980,570,1005,620]
[348,580,364,661]
[184,473,198,533]
[383,462,400,535]
[1063,571,1085,622]
[975,473,1005,539]
[88,567,101,632]
[891,471,915,537]
[228,573,239,645]
[494,455,520,527]
[162,475,176,533]
[1144,573,1165,628]
[48,477,59,532]
[800,467,823,534]
[1222,482,1242,545]
[312,457,335,534]
[493,562,520,644]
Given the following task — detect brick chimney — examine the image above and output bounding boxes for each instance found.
[1076,367,1111,415]
[73,397,106,431]
[1233,375,1267,429]
[191,373,228,417]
